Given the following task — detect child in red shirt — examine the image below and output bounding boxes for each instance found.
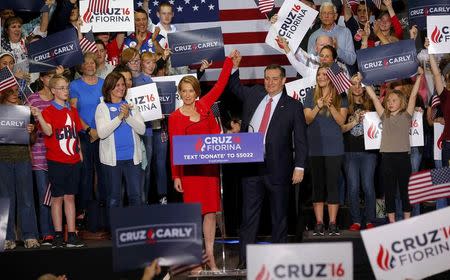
[31,75,85,248]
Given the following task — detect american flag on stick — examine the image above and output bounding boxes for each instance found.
[168,250,209,277]
[0,66,19,93]
[80,29,98,53]
[326,62,352,94]
[88,0,109,13]
[431,94,441,119]
[408,167,450,204]
[371,0,382,10]
[256,0,275,14]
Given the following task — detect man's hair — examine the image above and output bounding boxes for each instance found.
[158,2,174,12]
[95,39,106,48]
[135,8,148,17]
[49,74,69,89]
[112,64,132,77]
[264,64,286,78]
[319,2,337,14]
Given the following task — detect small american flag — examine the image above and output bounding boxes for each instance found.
[18,78,33,104]
[256,0,274,14]
[169,250,209,276]
[43,183,52,206]
[80,30,98,53]
[211,101,223,133]
[408,167,450,204]
[326,62,352,94]
[0,66,19,93]
[431,94,441,119]
[88,0,109,13]
[371,0,382,9]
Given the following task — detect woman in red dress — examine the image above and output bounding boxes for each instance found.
[169,50,237,271]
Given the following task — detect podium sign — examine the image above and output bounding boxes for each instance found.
[172,133,264,165]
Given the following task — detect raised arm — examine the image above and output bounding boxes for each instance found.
[406,68,423,116]
[200,52,235,108]
[366,85,384,117]
[31,107,52,136]
[425,38,445,95]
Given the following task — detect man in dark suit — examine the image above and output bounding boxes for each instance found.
[228,52,307,268]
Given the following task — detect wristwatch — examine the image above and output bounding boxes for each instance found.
[86,127,91,135]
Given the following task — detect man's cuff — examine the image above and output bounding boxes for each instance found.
[295,167,304,171]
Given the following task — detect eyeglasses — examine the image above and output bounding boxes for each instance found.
[128,59,141,64]
[53,87,69,91]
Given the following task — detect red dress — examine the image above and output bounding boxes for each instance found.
[169,57,233,215]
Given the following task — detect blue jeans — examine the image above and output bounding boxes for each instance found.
[34,170,54,237]
[433,160,448,209]
[345,152,377,224]
[410,147,422,216]
[78,133,106,211]
[0,161,38,240]
[103,160,142,208]
[441,141,450,206]
[141,130,168,203]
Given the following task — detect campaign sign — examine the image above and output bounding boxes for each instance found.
[361,206,450,279]
[110,203,202,271]
[126,83,162,122]
[285,76,316,105]
[0,0,44,11]
[168,27,225,67]
[247,243,353,279]
[427,16,450,54]
[28,28,83,73]
[363,111,424,150]
[265,0,318,53]
[172,133,264,165]
[80,0,135,33]
[0,198,10,253]
[408,0,450,30]
[152,73,197,109]
[155,81,176,115]
[434,123,444,160]
[0,105,30,145]
[357,40,418,85]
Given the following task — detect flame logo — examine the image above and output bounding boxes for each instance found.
[425,8,429,16]
[292,90,299,100]
[367,123,378,139]
[256,264,271,280]
[431,26,443,44]
[146,229,156,244]
[376,245,396,271]
[437,132,443,150]
[59,114,76,156]
[195,138,204,152]
[233,136,241,143]
[275,37,285,49]
[83,10,93,23]
[383,58,389,68]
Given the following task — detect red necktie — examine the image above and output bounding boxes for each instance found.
[258,97,272,134]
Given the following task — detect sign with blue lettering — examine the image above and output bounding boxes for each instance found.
[172,133,264,165]
[155,81,176,115]
[357,40,418,85]
[28,28,83,73]
[408,0,450,30]
[110,203,202,271]
[0,105,30,145]
[168,27,225,67]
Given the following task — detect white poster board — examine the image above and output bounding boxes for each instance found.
[80,0,135,33]
[265,0,318,53]
[247,243,353,279]
[285,76,316,105]
[125,83,162,122]
[361,206,450,280]
[434,123,445,160]
[427,15,450,54]
[363,111,424,150]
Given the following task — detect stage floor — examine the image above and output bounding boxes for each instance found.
[2,230,450,279]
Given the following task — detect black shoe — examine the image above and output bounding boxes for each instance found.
[52,235,64,249]
[66,234,86,248]
[313,223,324,236]
[237,261,246,270]
[328,223,341,236]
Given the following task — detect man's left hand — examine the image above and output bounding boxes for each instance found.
[292,169,304,185]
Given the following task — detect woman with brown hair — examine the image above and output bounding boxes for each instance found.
[303,65,348,236]
[168,50,238,272]
[95,72,145,208]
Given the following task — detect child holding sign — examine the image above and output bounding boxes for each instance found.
[365,68,423,223]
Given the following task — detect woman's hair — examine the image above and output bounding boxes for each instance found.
[3,16,22,37]
[320,45,338,61]
[102,72,125,103]
[120,47,140,65]
[83,52,98,67]
[178,75,201,97]
[313,65,341,116]
[0,86,19,104]
[141,51,158,61]
[112,64,132,77]
[439,55,450,82]
[389,79,413,97]
[347,83,373,115]
[49,74,69,89]
[383,89,407,117]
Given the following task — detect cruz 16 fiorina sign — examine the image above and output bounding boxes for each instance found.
[172,133,264,165]
[361,206,450,279]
